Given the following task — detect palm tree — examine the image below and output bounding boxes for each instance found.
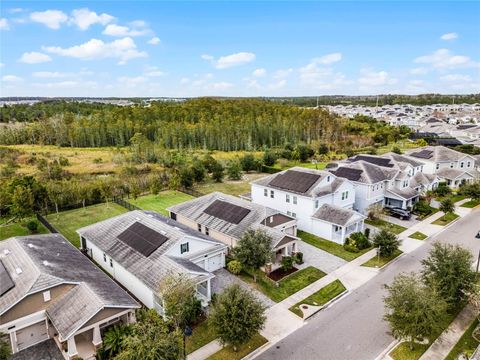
[102,325,131,358]
[439,198,455,214]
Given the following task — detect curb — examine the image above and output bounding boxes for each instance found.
[303,289,350,321]
[241,341,271,360]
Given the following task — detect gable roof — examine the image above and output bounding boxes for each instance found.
[331,161,398,184]
[407,146,472,162]
[312,204,365,226]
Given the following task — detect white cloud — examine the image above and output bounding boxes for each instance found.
[9,8,24,14]
[409,67,429,75]
[43,37,147,64]
[201,54,214,61]
[211,82,233,90]
[202,52,256,69]
[358,68,397,87]
[103,24,148,37]
[32,71,92,78]
[414,48,475,69]
[30,10,68,29]
[440,32,458,41]
[144,66,166,77]
[0,63,4,68]
[440,74,472,82]
[19,51,52,64]
[252,68,266,77]
[70,8,114,30]
[274,68,293,79]
[269,79,287,90]
[148,37,161,45]
[180,77,190,84]
[298,55,349,90]
[316,52,342,65]
[2,75,23,82]
[0,18,9,30]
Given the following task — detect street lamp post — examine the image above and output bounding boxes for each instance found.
[183,325,192,360]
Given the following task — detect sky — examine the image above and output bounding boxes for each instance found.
[0,1,479,97]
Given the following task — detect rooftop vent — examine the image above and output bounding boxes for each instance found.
[3,249,10,256]
[15,268,22,275]
[42,260,50,267]
[27,243,34,248]
[160,230,167,235]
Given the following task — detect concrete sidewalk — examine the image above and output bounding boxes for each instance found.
[419,305,477,360]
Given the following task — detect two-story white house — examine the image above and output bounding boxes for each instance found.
[251,167,365,244]
[77,210,228,314]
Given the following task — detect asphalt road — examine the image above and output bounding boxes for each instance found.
[257,209,480,360]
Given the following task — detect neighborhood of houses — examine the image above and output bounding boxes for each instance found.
[1,145,479,359]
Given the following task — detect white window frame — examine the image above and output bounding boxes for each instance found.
[293,196,297,205]
[270,190,274,198]
[264,188,268,197]
[286,194,290,203]
[43,290,51,302]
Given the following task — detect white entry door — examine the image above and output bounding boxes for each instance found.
[16,320,48,351]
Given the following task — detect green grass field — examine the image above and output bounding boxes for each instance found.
[272,160,328,171]
[289,280,347,318]
[128,191,195,216]
[206,333,267,360]
[432,212,459,226]
[46,203,127,247]
[445,319,479,360]
[361,249,403,268]
[186,319,217,355]
[193,172,266,196]
[0,218,49,241]
[239,266,326,303]
[365,218,407,235]
[461,199,480,208]
[408,231,428,240]
[299,230,372,261]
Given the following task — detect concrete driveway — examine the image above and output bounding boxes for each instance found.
[296,241,347,274]
[383,213,419,228]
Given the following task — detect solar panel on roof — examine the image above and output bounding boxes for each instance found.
[0,259,15,296]
[117,222,168,257]
[332,167,363,181]
[351,155,393,168]
[268,170,321,193]
[410,150,433,159]
[204,200,251,224]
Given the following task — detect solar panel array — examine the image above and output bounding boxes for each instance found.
[0,259,15,296]
[352,155,394,168]
[117,222,168,257]
[410,149,433,159]
[268,170,321,193]
[332,167,363,181]
[204,200,251,224]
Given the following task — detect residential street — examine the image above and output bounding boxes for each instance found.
[256,208,480,360]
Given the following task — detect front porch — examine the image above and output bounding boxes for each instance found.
[268,238,299,272]
[385,191,419,210]
[331,220,365,244]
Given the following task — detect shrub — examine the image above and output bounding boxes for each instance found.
[373,229,401,257]
[281,256,295,272]
[263,151,277,166]
[348,232,371,250]
[413,199,433,216]
[26,220,39,233]
[295,252,304,264]
[343,244,360,253]
[226,159,242,180]
[434,182,452,197]
[364,227,370,239]
[227,260,242,275]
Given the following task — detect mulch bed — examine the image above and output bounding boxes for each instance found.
[267,267,298,281]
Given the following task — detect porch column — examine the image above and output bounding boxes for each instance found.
[206,278,211,301]
[67,337,78,359]
[341,226,345,242]
[92,325,102,349]
[128,310,136,324]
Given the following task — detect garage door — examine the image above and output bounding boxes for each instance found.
[207,254,223,271]
[16,321,48,351]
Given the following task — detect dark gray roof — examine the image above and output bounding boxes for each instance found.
[386,187,419,200]
[312,204,365,226]
[437,168,474,180]
[349,155,393,168]
[0,259,14,296]
[263,213,295,228]
[332,161,398,184]
[406,146,472,162]
[381,152,424,168]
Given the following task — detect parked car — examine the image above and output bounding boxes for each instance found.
[388,207,412,220]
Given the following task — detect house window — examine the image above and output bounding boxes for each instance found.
[197,223,202,232]
[286,194,290,203]
[181,243,189,254]
[293,196,297,205]
[345,191,348,199]
[436,163,440,170]
[109,258,113,267]
[327,176,330,182]
[467,161,471,167]
[170,212,177,221]
[342,191,348,200]
[270,190,274,198]
[287,211,291,216]
[205,227,209,236]
[292,212,296,218]
[43,291,51,302]
[460,162,464,168]
[450,163,454,168]
[315,199,319,208]
[103,253,107,262]
[264,188,268,197]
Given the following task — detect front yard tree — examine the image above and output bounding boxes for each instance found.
[384,273,448,350]
[372,229,401,257]
[115,309,180,360]
[233,229,273,282]
[210,284,266,352]
[439,198,455,214]
[421,242,476,308]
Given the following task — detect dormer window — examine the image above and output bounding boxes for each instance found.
[197,223,202,232]
[327,176,330,182]
[181,243,189,254]
[436,164,440,170]
[264,189,268,197]
[205,227,209,236]
[460,162,464,168]
[270,190,274,199]
[286,194,290,203]
[450,163,454,168]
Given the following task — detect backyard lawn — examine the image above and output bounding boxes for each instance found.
[445,319,479,360]
[298,230,372,262]
[206,333,267,360]
[45,203,127,247]
[431,212,459,226]
[186,319,217,355]
[128,191,195,216]
[272,160,328,171]
[0,218,49,241]
[361,249,403,268]
[408,231,428,240]
[289,279,347,318]
[193,172,266,196]
[365,218,407,235]
[239,266,326,303]
[461,199,480,208]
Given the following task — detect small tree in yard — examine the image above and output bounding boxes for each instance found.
[233,229,273,282]
[281,256,295,272]
[210,284,266,352]
[384,273,448,350]
[211,161,225,183]
[439,198,455,214]
[226,159,242,180]
[372,229,401,257]
[421,242,476,309]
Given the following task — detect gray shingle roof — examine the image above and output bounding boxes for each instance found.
[406,146,471,162]
[77,211,224,293]
[436,168,474,180]
[386,187,419,200]
[312,204,365,226]
[332,161,398,184]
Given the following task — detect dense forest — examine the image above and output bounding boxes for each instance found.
[0,98,407,151]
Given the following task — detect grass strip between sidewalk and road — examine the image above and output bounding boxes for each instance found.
[186,319,217,355]
[206,333,268,360]
[361,249,403,268]
[445,318,479,360]
[289,279,347,318]
[461,199,480,208]
[431,212,459,226]
[408,232,428,240]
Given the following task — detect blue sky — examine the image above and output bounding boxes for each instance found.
[1,1,479,97]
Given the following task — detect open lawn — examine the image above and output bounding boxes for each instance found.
[239,266,326,303]
[365,218,407,235]
[436,194,467,204]
[432,212,459,226]
[186,319,217,355]
[45,203,127,247]
[445,319,479,360]
[272,160,328,171]
[0,218,49,241]
[298,230,372,261]
[408,231,428,240]
[390,305,465,360]
[194,172,266,196]
[361,249,403,268]
[289,279,347,318]
[206,333,267,360]
[376,140,420,155]
[128,191,195,216]
[461,199,480,208]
